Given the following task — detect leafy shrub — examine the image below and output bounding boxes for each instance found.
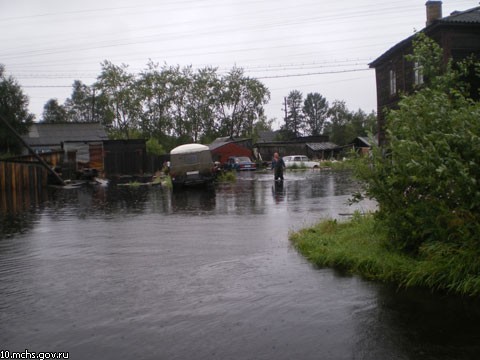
[216,170,236,182]
[355,34,480,253]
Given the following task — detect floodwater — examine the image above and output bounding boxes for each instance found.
[1,170,479,360]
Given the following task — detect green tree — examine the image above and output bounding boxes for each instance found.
[303,92,328,136]
[63,80,94,122]
[355,33,480,252]
[95,61,141,139]
[42,99,68,123]
[324,100,353,145]
[283,90,304,137]
[251,115,274,144]
[138,61,176,139]
[348,109,377,139]
[146,137,165,156]
[0,65,35,155]
[187,66,220,142]
[217,67,270,138]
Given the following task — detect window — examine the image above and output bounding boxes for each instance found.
[389,69,397,95]
[414,62,424,86]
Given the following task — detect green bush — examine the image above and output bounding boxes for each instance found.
[290,214,480,296]
[354,34,480,253]
[216,170,236,183]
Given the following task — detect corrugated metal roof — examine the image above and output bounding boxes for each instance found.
[356,136,378,147]
[306,142,338,151]
[441,7,480,24]
[208,141,229,151]
[22,123,108,146]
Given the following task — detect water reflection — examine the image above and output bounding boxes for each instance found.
[171,188,216,214]
[352,284,480,359]
[272,181,286,203]
[1,171,479,360]
[0,187,48,216]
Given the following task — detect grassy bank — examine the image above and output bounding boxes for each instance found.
[289,214,480,296]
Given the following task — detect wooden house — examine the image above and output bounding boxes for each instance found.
[20,123,148,178]
[21,122,108,168]
[253,135,334,161]
[369,2,480,145]
[306,142,339,160]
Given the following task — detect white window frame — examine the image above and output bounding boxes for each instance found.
[389,69,397,95]
[414,61,424,86]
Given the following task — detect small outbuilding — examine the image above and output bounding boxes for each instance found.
[209,138,254,165]
[306,142,339,160]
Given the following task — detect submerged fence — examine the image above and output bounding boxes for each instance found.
[0,161,48,214]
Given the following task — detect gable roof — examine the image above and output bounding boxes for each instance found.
[306,142,338,151]
[209,136,252,151]
[22,122,108,147]
[438,6,480,25]
[369,6,480,68]
[257,131,280,143]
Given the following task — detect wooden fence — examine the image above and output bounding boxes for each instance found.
[0,161,48,214]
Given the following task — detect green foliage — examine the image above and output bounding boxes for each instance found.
[303,92,328,135]
[146,138,165,156]
[354,33,480,253]
[283,90,304,137]
[321,159,356,170]
[216,66,270,138]
[63,80,113,123]
[282,89,376,144]
[285,163,305,170]
[95,61,142,139]
[216,170,236,183]
[50,62,270,141]
[42,99,68,123]
[290,215,480,296]
[163,175,173,189]
[0,65,35,154]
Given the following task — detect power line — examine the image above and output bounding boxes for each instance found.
[255,68,372,79]
[17,66,373,88]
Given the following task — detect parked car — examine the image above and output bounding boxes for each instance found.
[169,144,216,190]
[283,155,320,168]
[226,156,257,171]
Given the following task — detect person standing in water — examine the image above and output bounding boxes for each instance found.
[271,152,285,181]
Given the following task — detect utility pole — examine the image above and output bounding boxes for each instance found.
[283,97,288,125]
[91,87,96,122]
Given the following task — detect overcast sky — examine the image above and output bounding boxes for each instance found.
[1,0,477,129]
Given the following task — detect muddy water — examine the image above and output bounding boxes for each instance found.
[1,170,479,360]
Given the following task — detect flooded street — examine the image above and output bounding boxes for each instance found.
[1,170,480,360]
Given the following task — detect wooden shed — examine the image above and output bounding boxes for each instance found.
[209,139,254,164]
[103,139,147,177]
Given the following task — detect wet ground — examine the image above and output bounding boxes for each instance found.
[1,170,480,360]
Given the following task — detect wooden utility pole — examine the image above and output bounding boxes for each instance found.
[0,115,65,186]
[91,87,96,122]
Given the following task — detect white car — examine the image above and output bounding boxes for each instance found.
[283,155,320,169]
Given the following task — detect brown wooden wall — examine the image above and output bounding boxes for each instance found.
[0,161,48,214]
[10,151,64,167]
[103,140,146,177]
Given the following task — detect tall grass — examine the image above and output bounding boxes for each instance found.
[216,171,236,182]
[290,214,480,296]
